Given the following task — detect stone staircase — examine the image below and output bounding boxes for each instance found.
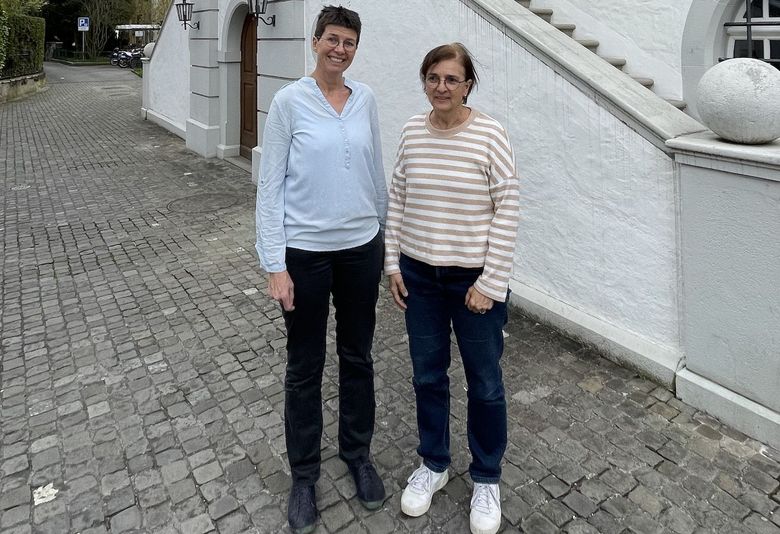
[516,0,687,110]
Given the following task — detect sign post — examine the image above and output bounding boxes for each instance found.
[77,17,89,58]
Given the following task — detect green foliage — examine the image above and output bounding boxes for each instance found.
[0,0,48,16]
[0,13,44,78]
[0,8,8,72]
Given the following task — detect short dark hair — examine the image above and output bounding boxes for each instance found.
[419,43,479,103]
[314,5,362,45]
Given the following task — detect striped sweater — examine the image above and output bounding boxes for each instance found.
[384,109,521,302]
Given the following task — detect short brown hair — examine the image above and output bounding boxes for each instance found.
[314,5,362,45]
[419,43,479,103]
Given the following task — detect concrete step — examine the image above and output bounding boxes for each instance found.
[665,99,687,110]
[531,7,553,22]
[632,76,655,88]
[601,56,627,70]
[576,39,599,52]
[552,23,576,36]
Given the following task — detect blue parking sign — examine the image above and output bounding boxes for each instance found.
[78,17,89,31]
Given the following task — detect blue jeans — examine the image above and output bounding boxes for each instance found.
[400,254,508,484]
[283,232,382,484]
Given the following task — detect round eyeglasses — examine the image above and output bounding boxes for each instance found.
[425,74,469,91]
[319,36,357,51]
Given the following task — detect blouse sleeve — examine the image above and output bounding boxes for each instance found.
[255,95,292,273]
[368,91,388,230]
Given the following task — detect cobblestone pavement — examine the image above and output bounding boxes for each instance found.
[1,63,779,534]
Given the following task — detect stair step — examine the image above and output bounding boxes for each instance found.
[531,7,554,22]
[632,76,655,88]
[576,39,599,52]
[552,23,576,36]
[601,56,627,69]
[665,99,687,110]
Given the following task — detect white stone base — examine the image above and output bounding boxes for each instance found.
[142,108,186,140]
[186,119,220,158]
[216,144,240,159]
[508,280,682,388]
[677,368,780,449]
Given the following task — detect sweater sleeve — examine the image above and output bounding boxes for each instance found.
[255,94,292,273]
[473,126,520,302]
[383,130,407,275]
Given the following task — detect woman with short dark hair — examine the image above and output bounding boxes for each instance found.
[384,43,520,534]
[255,5,387,533]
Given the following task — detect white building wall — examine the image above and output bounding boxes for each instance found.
[300,0,685,381]
[530,0,694,100]
[143,7,191,137]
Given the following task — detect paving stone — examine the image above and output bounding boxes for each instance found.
[193,462,223,485]
[180,513,215,534]
[501,490,533,525]
[1,456,30,477]
[521,512,558,534]
[224,458,256,482]
[660,505,697,534]
[161,460,189,485]
[743,513,780,534]
[629,484,667,516]
[541,499,576,526]
[215,509,251,534]
[564,490,598,517]
[0,486,30,511]
[1,504,30,528]
[109,506,141,533]
[207,494,239,521]
[540,475,569,498]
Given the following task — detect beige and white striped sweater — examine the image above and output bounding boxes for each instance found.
[384,109,521,302]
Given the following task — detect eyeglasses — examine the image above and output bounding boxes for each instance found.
[319,35,357,51]
[425,74,469,91]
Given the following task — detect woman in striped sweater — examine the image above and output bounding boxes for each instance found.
[384,43,520,534]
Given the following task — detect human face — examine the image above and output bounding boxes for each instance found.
[313,25,358,75]
[424,58,472,115]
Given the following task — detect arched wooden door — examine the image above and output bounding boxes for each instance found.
[240,16,258,159]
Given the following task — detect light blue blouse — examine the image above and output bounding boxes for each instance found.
[255,77,387,273]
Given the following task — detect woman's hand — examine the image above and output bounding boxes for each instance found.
[269,271,295,311]
[465,285,493,314]
[388,273,408,311]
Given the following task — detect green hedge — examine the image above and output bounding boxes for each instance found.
[0,13,44,78]
[0,9,8,73]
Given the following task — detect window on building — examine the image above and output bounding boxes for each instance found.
[727,0,780,69]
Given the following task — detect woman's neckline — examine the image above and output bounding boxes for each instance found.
[425,107,477,138]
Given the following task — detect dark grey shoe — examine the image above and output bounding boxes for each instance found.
[288,483,317,534]
[347,460,386,510]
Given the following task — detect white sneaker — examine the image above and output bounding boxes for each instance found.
[469,483,501,534]
[400,463,449,517]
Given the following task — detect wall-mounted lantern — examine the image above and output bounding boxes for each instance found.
[248,0,276,26]
[175,0,199,30]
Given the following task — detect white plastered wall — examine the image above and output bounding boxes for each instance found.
[529,0,694,100]
[143,4,191,138]
[294,0,685,384]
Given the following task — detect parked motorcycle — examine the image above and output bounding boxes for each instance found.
[110,47,120,66]
[117,48,143,68]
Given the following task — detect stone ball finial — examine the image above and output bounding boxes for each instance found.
[143,42,155,58]
[696,58,780,144]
